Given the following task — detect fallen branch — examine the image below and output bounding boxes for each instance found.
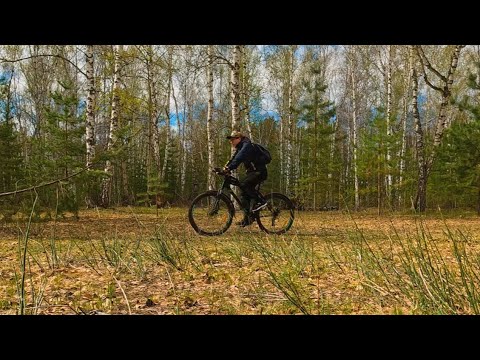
[0,167,89,198]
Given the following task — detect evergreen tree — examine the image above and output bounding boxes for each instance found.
[297,60,336,210]
[357,107,402,212]
[0,122,23,194]
[432,62,480,213]
[0,72,24,217]
[26,81,85,218]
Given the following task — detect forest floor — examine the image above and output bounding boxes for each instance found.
[1,207,480,315]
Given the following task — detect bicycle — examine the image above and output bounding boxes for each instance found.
[188,167,295,236]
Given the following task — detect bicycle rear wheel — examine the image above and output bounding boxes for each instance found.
[188,191,235,236]
[255,192,295,235]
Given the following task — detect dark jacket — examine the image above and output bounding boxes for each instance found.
[226,137,267,173]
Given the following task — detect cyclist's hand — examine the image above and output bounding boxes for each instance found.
[222,166,231,175]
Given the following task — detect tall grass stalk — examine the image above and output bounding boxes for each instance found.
[18,190,38,315]
[249,235,314,314]
[346,216,480,314]
[113,275,131,314]
[148,226,184,271]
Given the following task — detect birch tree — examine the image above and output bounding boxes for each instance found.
[398,46,412,208]
[386,45,393,204]
[345,47,360,211]
[162,45,174,182]
[207,45,215,190]
[230,45,242,134]
[84,45,96,208]
[285,45,297,192]
[85,45,95,171]
[413,45,465,211]
[101,45,122,208]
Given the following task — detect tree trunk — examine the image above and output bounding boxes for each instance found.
[85,45,96,208]
[413,45,465,211]
[172,81,182,194]
[285,46,297,193]
[101,45,122,208]
[230,45,242,133]
[398,53,411,209]
[386,45,393,206]
[181,83,188,195]
[230,44,242,192]
[85,45,96,170]
[351,56,360,211]
[162,46,174,182]
[411,48,427,212]
[207,45,215,190]
[242,53,253,141]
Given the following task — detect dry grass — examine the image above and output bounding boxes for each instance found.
[1,206,480,315]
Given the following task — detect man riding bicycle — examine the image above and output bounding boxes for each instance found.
[224,130,268,227]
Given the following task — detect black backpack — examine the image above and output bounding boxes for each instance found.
[253,143,272,165]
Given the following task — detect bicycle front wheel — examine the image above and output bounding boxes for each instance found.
[256,192,295,235]
[188,191,235,236]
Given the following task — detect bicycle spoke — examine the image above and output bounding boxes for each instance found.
[188,192,234,236]
[256,193,294,234]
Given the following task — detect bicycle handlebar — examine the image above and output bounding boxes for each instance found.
[212,167,231,176]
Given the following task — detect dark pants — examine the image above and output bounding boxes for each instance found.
[239,171,267,216]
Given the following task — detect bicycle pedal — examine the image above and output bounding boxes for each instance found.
[252,202,267,212]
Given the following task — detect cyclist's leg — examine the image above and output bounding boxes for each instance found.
[239,172,261,210]
[240,171,266,212]
[255,171,268,201]
[237,187,252,225]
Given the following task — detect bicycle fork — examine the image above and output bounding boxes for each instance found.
[208,191,223,216]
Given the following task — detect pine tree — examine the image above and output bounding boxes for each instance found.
[29,81,85,218]
[297,59,336,210]
[432,62,480,213]
[0,72,24,218]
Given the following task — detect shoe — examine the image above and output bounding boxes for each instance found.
[251,201,267,212]
[236,217,254,227]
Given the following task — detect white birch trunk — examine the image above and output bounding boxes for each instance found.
[162,46,174,182]
[430,45,464,159]
[398,49,412,207]
[285,46,296,192]
[150,73,160,174]
[242,48,253,141]
[351,57,360,211]
[85,45,95,170]
[413,45,464,210]
[229,45,243,201]
[230,44,242,192]
[230,45,242,133]
[181,83,188,194]
[101,45,122,207]
[386,45,393,203]
[144,46,160,191]
[207,45,215,190]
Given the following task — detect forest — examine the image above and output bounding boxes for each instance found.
[2,45,480,315]
[1,45,479,215]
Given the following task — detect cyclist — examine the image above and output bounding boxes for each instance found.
[224,130,268,227]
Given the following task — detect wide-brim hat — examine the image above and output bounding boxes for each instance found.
[226,130,243,139]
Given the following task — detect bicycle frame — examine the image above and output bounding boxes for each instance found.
[215,174,244,210]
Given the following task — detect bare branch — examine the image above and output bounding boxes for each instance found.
[414,46,444,93]
[416,46,447,82]
[0,53,87,77]
[212,54,233,68]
